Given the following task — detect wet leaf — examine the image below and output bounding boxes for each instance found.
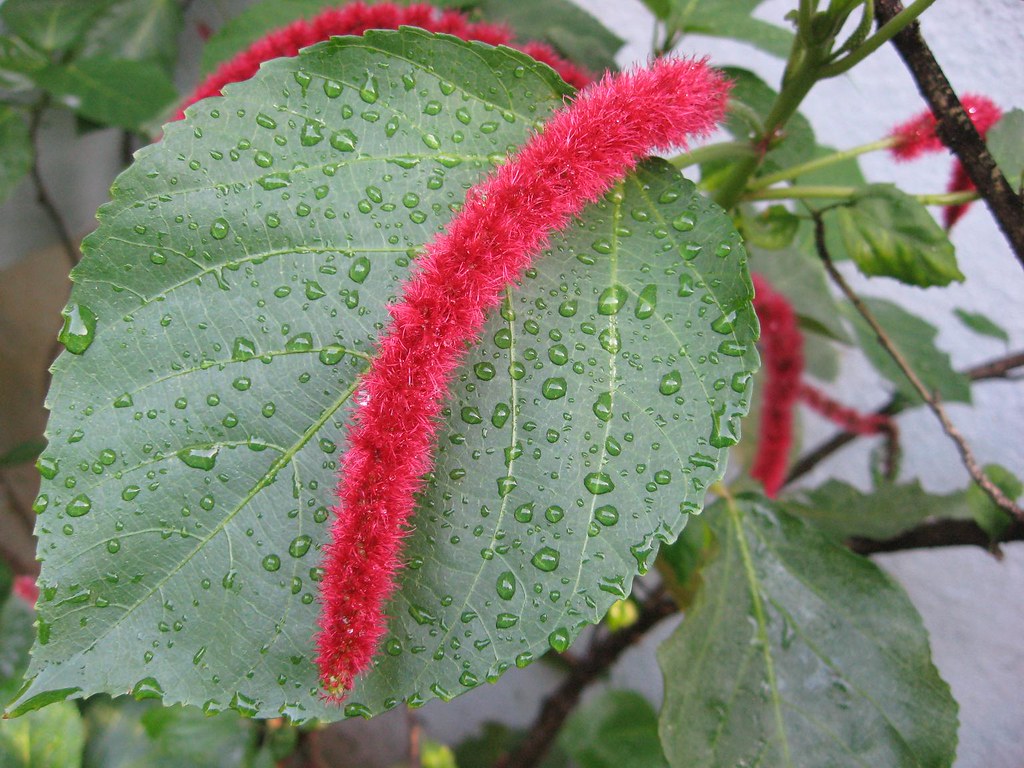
[0,106,32,204]
[658,496,958,768]
[15,30,756,722]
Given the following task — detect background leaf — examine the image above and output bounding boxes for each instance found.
[0,0,110,53]
[987,108,1024,190]
[845,298,971,404]
[0,105,32,204]
[953,308,1009,343]
[79,0,184,75]
[658,496,958,768]
[14,30,756,722]
[828,184,964,287]
[559,689,668,768]
[966,464,1022,541]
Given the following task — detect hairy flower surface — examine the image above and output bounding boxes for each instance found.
[316,58,730,697]
[177,1,590,119]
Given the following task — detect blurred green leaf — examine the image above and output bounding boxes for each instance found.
[954,308,1010,343]
[0,0,110,53]
[967,464,1022,541]
[738,205,799,250]
[0,439,47,469]
[661,0,793,57]
[455,722,568,768]
[0,701,85,768]
[787,479,971,542]
[845,298,971,404]
[988,108,1024,190]
[561,690,668,768]
[658,496,958,768]
[35,57,176,131]
[827,184,964,287]
[79,0,184,74]
[0,105,32,204]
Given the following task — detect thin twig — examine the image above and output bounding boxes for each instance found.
[875,0,1024,267]
[812,214,1024,523]
[848,518,1024,556]
[28,105,78,268]
[498,590,677,768]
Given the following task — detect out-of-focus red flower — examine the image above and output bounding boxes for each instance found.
[889,94,1003,229]
[176,2,591,120]
[13,575,38,606]
[316,58,730,698]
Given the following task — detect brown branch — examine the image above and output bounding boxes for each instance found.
[875,0,1024,267]
[28,105,79,268]
[498,591,677,768]
[848,517,1024,556]
[812,214,1024,523]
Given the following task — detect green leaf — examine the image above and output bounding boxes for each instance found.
[0,0,110,53]
[827,184,964,287]
[738,205,798,250]
[34,57,176,132]
[988,108,1024,190]
[560,690,668,768]
[15,29,757,722]
[81,698,257,768]
[845,298,971,404]
[658,496,958,768]
[0,439,46,469]
[665,0,793,58]
[456,722,568,768]
[953,308,1010,343]
[787,479,971,542]
[967,464,1022,541]
[473,0,624,72]
[0,701,85,768]
[0,105,32,204]
[0,584,34,700]
[79,0,184,74]
[0,34,48,90]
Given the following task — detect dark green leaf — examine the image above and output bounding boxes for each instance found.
[639,0,672,19]
[14,29,757,722]
[79,0,184,74]
[845,298,971,404]
[0,34,48,90]
[967,464,1022,541]
[560,690,668,768]
[0,439,46,469]
[0,0,110,53]
[82,698,257,768]
[0,106,32,204]
[474,0,624,72]
[657,514,710,590]
[456,722,568,768]
[953,308,1009,343]
[787,479,971,542]
[827,184,964,287]
[667,0,793,58]
[988,108,1024,190]
[35,57,176,131]
[738,205,798,250]
[658,496,958,768]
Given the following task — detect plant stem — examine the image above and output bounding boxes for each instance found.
[875,0,1024,268]
[669,141,756,171]
[28,105,78,268]
[749,137,897,190]
[498,589,677,768]
[819,0,939,77]
[848,517,1024,556]
[744,185,977,206]
[812,214,1024,523]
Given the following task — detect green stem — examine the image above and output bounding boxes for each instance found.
[668,141,756,170]
[820,0,939,77]
[749,137,897,190]
[744,185,978,206]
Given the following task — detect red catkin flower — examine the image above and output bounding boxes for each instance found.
[888,94,1003,228]
[176,2,590,120]
[13,575,38,606]
[749,274,803,498]
[316,58,730,697]
[797,383,893,436]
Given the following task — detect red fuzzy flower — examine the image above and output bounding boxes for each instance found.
[13,575,38,606]
[889,94,1003,228]
[316,58,730,697]
[176,2,590,120]
[798,383,893,436]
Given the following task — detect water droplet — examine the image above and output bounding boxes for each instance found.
[594,504,619,526]
[256,113,277,129]
[593,392,613,422]
[597,284,628,315]
[545,505,564,523]
[132,677,164,700]
[58,304,97,354]
[584,472,614,495]
[253,150,273,168]
[496,571,516,600]
[285,333,313,353]
[422,133,441,150]
[359,71,380,103]
[37,456,59,480]
[179,446,219,471]
[232,337,256,361]
[672,213,695,232]
[558,300,577,318]
[288,535,312,558]
[711,310,737,334]
[635,284,657,319]
[497,476,517,497]
[541,377,567,400]
[659,371,682,395]
[301,120,324,146]
[710,405,740,448]
[210,218,229,240]
[548,627,570,652]
[330,129,358,152]
[348,256,371,283]
[113,392,133,408]
[496,613,519,629]
[65,494,92,517]
[598,328,621,354]
[531,547,560,572]
[262,554,281,572]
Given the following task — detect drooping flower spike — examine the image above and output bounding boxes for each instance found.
[889,94,1003,228]
[315,57,731,698]
[177,2,590,120]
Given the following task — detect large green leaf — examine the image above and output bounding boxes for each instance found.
[13,30,756,722]
[658,496,958,768]
[826,184,964,287]
[0,0,110,53]
[0,105,32,204]
[560,690,668,768]
[79,0,184,75]
[35,56,177,132]
[845,298,971,404]
[661,0,793,58]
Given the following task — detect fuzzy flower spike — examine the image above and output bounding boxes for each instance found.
[316,57,730,697]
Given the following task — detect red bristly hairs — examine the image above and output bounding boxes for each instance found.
[889,94,1003,228]
[316,58,730,697]
[176,2,590,120]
